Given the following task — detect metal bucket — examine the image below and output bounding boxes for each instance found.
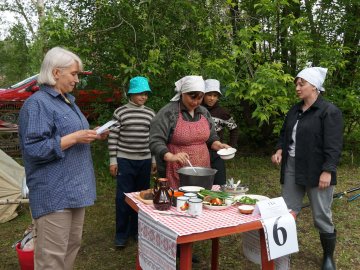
[177,167,217,190]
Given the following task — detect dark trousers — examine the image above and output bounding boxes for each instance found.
[115,158,151,241]
[210,150,226,185]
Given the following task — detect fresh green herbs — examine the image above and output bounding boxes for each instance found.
[235,196,258,205]
[197,189,231,200]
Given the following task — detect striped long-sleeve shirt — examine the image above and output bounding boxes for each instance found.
[108,101,155,165]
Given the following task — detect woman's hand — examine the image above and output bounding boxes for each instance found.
[110,164,118,177]
[74,129,98,144]
[271,149,282,165]
[61,129,98,150]
[96,129,110,140]
[211,141,230,151]
[164,152,189,165]
[319,171,331,189]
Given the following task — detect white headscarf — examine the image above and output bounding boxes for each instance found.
[170,75,205,101]
[205,79,222,95]
[296,67,328,92]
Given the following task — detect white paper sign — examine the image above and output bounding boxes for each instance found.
[96,120,118,134]
[261,213,299,260]
[251,197,298,261]
[252,197,289,219]
[242,231,291,270]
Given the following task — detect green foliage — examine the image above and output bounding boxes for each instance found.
[0,24,31,86]
[329,85,360,140]
[90,103,114,126]
[38,11,76,52]
[1,0,360,149]
[227,62,294,136]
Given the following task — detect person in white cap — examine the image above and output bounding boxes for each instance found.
[271,67,343,270]
[203,79,238,185]
[150,75,230,189]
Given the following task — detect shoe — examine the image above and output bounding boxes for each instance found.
[320,230,336,270]
[114,238,126,247]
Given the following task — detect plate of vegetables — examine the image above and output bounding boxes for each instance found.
[234,194,269,205]
[203,203,231,210]
[197,189,232,210]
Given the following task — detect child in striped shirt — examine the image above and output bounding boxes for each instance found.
[108,76,156,247]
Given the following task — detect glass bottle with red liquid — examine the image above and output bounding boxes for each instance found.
[153,178,173,211]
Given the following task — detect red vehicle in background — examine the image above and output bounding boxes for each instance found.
[0,72,123,123]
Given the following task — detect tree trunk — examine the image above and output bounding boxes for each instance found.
[34,0,45,21]
[289,2,300,74]
[304,0,320,65]
[14,0,35,36]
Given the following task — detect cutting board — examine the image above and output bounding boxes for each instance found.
[134,193,153,205]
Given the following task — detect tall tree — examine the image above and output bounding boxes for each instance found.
[1,0,359,147]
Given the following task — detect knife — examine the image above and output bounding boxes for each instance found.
[153,210,197,218]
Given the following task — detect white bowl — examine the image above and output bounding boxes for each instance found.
[217,148,237,160]
[238,204,255,214]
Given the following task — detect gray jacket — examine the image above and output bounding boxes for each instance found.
[150,101,219,176]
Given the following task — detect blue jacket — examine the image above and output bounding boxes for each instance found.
[19,85,96,219]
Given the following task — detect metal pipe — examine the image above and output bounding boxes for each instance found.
[301,185,360,209]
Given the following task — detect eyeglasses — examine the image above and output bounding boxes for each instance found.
[185,92,204,100]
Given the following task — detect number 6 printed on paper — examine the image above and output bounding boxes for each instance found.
[272,216,287,246]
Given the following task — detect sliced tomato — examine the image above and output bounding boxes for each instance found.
[210,198,223,205]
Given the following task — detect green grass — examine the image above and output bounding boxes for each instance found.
[1,141,359,269]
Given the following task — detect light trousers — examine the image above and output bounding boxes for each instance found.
[282,156,335,233]
[34,207,85,270]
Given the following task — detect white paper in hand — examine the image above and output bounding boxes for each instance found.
[96,120,118,134]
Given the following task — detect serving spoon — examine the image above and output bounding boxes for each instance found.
[186,159,198,174]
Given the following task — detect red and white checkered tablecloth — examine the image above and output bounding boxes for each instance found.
[125,192,261,236]
[127,187,264,270]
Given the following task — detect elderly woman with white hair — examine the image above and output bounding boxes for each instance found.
[19,47,108,269]
[150,75,230,189]
[271,67,343,270]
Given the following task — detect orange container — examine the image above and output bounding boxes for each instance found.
[173,191,185,197]
[172,191,185,206]
[16,242,34,270]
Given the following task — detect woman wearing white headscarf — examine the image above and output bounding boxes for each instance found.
[150,75,229,188]
[271,67,343,270]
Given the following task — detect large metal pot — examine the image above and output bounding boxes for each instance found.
[177,167,217,190]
